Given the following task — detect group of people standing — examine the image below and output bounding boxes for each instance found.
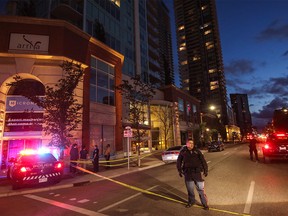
[69,143,111,174]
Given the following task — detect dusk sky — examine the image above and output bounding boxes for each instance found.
[1,0,287,131]
[166,0,288,131]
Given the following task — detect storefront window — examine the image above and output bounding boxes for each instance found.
[90,56,115,106]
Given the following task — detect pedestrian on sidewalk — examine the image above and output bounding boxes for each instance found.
[177,139,209,210]
[80,146,88,172]
[70,143,79,174]
[249,138,259,162]
[104,144,111,169]
[92,145,99,172]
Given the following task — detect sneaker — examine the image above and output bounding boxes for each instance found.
[185,202,195,208]
[203,205,209,210]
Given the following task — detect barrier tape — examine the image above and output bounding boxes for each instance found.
[72,165,251,216]
[70,152,155,167]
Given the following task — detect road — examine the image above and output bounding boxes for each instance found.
[0,143,287,216]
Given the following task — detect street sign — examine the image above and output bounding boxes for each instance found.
[124,126,133,137]
[124,130,133,137]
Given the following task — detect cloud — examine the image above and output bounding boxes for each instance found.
[226,72,288,130]
[224,59,255,76]
[256,20,288,41]
[251,97,288,129]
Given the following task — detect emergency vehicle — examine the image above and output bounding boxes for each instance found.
[7,149,64,190]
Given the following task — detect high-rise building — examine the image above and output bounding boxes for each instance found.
[0,0,176,156]
[230,94,252,137]
[174,0,228,125]
[4,0,174,86]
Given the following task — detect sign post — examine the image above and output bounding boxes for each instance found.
[124,126,133,170]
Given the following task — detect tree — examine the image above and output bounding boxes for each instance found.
[7,61,84,158]
[116,75,155,166]
[150,104,174,150]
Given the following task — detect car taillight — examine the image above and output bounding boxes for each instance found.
[264,144,270,149]
[20,167,27,173]
[55,162,63,169]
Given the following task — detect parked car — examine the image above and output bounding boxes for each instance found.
[262,133,288,163]
[7,150,64,190]
[161,145,183,163]
[207,141,225,152]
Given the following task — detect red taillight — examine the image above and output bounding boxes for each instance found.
[276,133,285,137]
[20,167,27,172]
[55,162,63,169]
[264,144,270,149]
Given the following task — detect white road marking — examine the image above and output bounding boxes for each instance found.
[223,152,229,155]
[78,199,90,203]
[24,194,107,216]
[97,185,158,213]
[244,181,255,214]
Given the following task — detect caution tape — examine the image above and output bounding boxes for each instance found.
[70,152,157,167]
[73,165,251,216]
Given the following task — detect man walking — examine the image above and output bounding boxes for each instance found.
[177,139,209,210]
[249,138,259,162]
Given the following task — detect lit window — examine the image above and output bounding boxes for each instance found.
[181,61,188,65]
[178,25,185,30]
[208,69,217,73]
[193,55,200,61]
[110,0,120,7]
[210,81,219,90]
[183,79,189,84]
[204,30,211,35]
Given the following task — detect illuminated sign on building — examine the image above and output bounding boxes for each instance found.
[4,96,44,136]
[6,96,43,112]
[9,33,49,53]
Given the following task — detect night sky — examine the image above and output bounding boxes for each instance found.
[1,0,287,131]
[167,0,288,131]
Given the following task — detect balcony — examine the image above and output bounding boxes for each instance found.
[50,0,83,28]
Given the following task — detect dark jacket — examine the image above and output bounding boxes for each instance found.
[177,146,208,181]
[93,147,99,160]
[80,148,88,159]
[249,139,257,149]
[70,145,79,160]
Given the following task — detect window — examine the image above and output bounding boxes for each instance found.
[178,98,184,121]
[90,56,115,105]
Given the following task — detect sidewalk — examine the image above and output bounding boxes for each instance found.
[0,152,164,198]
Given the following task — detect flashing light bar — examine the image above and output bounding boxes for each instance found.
[20,147,52,156]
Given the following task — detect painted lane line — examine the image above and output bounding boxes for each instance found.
[98,185,158,213]
[24,194,106,216]
[78,199,90,203]
[243,181,255,214]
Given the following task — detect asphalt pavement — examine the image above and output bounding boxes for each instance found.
[0,151,165,198]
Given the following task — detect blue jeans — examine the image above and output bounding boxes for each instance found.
[185,180,208,206]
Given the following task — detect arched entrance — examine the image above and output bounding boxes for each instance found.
[1,77,45,168]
